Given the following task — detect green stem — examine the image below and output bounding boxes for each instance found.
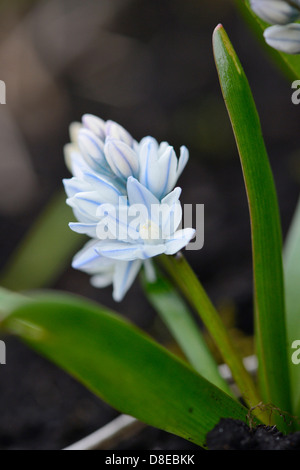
[141,272,233,397]
[158,253,268,423]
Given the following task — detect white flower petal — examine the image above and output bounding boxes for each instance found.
[143,259,156,283]
[72,207,96,225]
[79,172,124,205]
[69,222,98,238]
[64,143,79,173]
[96,240,166,261]
[164,228,196,255]
[250,0,300,25]
[69,122,82,145]
[78,129,108,172]
[63,177,92,198]
[105,120,134,147]
[264,23,300,53]
[127,177,159,216]
[139,137,172,199]
[161,188,183,236]
[177,146,189,179]
[113,260,142,302]
[160,195,183,237]
[72,239,103,272]
[140,136,159,152]
[158,141,169,156]
[104,138,139,180]
[158,146,178,197]
[96,205,139,241]
[161,187,182,207]
[82,114,106,140]
[91,271,114,288]
[67,191,106,219]
[66,150,92,179]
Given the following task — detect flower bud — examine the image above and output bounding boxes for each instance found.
[250,0,300,25]
[264,23,300,54]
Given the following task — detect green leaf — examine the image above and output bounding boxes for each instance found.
[235,0,300,80]
[141,272,233,396]
[213,25,293,430]
[0,289,252,448]
[0,191,84,291]
[159,254,266,423]
[283,196,300,418]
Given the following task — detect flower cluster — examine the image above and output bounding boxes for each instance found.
[63,115,195,301]
[250,0,300,54]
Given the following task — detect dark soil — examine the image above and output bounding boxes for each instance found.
[207,419,300,450]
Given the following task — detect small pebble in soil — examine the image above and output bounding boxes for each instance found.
[206,418,300,450]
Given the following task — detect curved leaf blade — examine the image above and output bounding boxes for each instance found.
[213,25,292,430]
[1,289,251,448]
[283,196,300,418]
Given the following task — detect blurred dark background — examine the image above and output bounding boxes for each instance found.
[0,0,299,450]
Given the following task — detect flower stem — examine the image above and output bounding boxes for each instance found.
[158,253,268,423]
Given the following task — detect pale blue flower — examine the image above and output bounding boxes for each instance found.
[264,23,300,53]
[94,177,195,261]
[64,114,189,199]
[63,115,194,301]
[138,137,189,200]
[249,0,300,54]
[250,0,300,25]
[71,239,144,302]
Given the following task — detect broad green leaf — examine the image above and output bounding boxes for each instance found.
[0,288,252,448]
[0,191,83,291]
[284,196,300,418]
[213,25,292,430]
[235,0,300,80]
[141,273,233,396]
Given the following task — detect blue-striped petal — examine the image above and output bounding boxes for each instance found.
[78,129,109,172]
[96,205,139,241]
[96,240,166,261]
[72,239,103,272]
[82,114,106,140]
[157,146,178,198]
[63,177,92,198]
[164,228,196,255]
[79,172,124,205]
[104,138,139,180]
[139,137,163,198]
[160,188,183,236]
[105,120,134,147]
[67,191,106,219]
[264,23,300,53]
[127,177,159,218]
[69,222,98,238]
[250,0,300,25]
[113,260,142,301]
